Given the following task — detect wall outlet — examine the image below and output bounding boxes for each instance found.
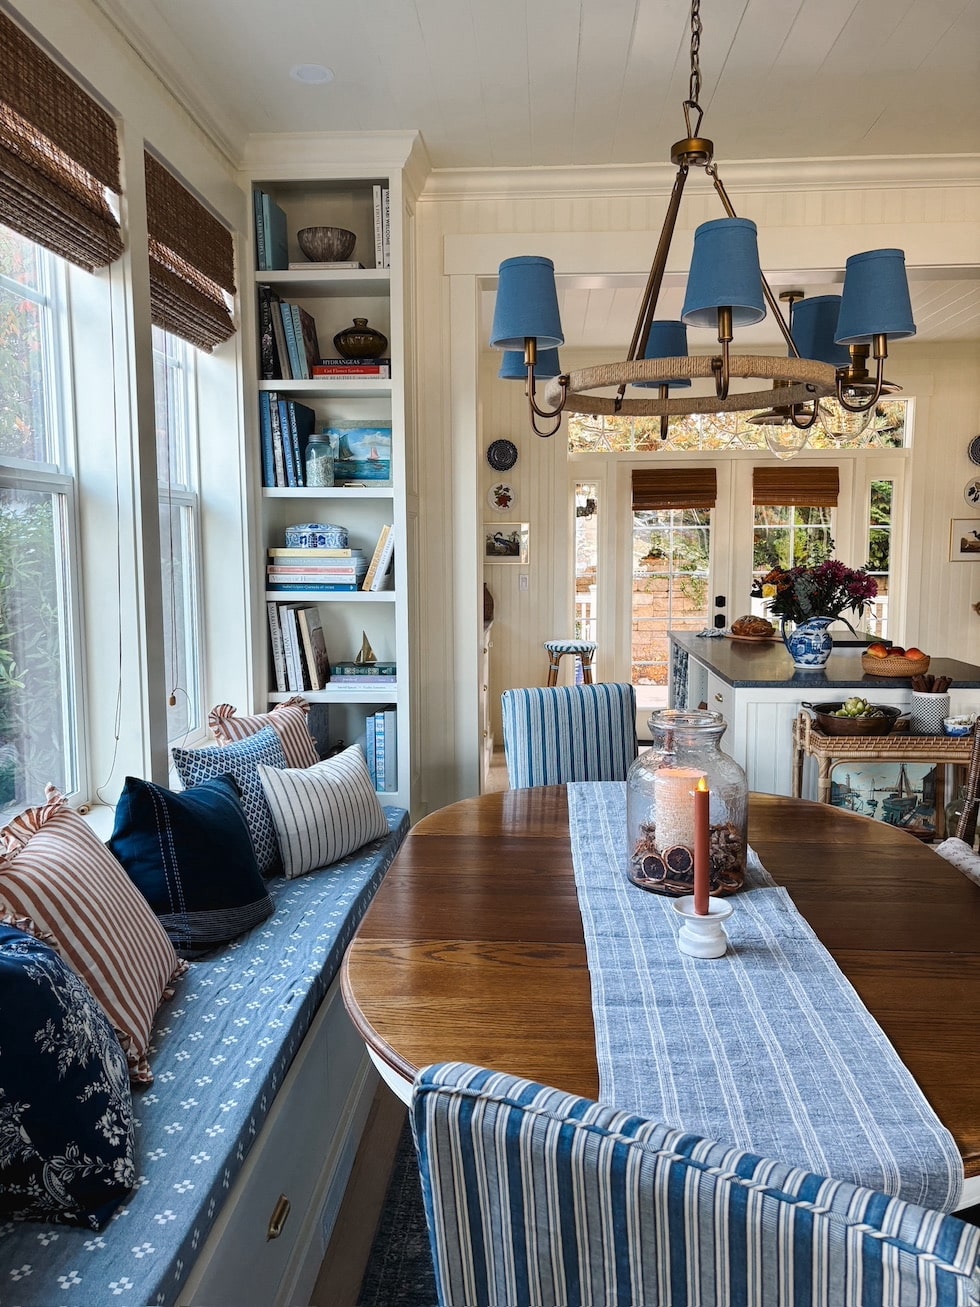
[519,574,529,591]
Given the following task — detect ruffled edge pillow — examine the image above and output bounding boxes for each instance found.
[208,697,319,769]
[0,919,136,1228]
[934,837,980,886]
[108,773,274,958]
[0,786,187,1084]
[256,744,388,878]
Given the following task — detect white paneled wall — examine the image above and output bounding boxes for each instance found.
[413,165,980,814]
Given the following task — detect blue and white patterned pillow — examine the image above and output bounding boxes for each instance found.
[0,921,136,1229]
[171,726,288,876]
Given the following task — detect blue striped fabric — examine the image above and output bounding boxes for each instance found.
[412,1062,980,1307]
[501,683,637,788]
[543,639,597,655]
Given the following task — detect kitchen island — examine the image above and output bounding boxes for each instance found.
[670,631,980,797]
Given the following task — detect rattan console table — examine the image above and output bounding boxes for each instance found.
[792,711,974,835]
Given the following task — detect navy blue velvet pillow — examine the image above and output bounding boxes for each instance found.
[0,922,136,1228]
[108,774,273,958]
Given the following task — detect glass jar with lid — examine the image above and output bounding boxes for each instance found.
[626,708,748,897]
[305,435,335,488]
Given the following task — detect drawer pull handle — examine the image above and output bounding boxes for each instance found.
[714,693,724,703]
[267,1194,291,1240]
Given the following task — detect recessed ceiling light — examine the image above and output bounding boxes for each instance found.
[290,64,334,85]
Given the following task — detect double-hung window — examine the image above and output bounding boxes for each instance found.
[153,326,204,742]
[0,227,83,816]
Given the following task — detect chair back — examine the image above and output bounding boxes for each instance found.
[500,682,637,788]
[412,1061,980,1307]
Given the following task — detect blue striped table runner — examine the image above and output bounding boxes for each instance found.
[567,780,963,1211]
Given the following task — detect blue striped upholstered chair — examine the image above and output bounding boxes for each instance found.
[501,683,638,788]
[412,1062,980,1307]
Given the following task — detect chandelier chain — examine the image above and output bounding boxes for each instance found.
[688,0,702,109]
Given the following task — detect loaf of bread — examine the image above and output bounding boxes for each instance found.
[731,614,774,637]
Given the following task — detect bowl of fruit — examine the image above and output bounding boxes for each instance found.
[860,642,930,677]
[807,698,904,736]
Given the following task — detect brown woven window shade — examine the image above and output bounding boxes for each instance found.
[632,468,717,511]
[145,153,236,353]
[752,467,840,507]
[0,11,122,270]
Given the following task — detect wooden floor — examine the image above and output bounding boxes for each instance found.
[310,751,510,1305]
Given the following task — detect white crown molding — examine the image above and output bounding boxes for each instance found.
[422,155,980,202]
[242,131,431,187]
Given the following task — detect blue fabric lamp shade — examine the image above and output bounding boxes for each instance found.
[633,320,692,389]
[681,218,766,329]
[835,249,916,344]
[498,347,562,380]
[791,295,851,367]
[490,255,564,350]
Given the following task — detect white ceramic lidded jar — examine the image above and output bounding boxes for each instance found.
[626,709,748,897]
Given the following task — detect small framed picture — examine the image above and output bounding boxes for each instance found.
[950,518,980,561]
[828,761,942,838]
[484,522,529,565]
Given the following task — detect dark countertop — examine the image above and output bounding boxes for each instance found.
[671,631,980,690]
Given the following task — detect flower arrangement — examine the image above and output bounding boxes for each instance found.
[759,559,878,626]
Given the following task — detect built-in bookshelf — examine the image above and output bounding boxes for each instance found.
[244,146,420,811]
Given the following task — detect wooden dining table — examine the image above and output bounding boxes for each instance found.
[341,787,980,1206]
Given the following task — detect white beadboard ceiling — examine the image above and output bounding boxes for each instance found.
[81,0,980,344]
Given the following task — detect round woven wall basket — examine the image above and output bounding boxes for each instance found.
[860,652,930,677]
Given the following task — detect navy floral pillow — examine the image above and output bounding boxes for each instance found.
[0,921,136,1229]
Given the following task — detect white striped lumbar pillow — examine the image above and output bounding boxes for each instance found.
[256,745,388,879]
[208,696,319,768]
[0,786,187,1084]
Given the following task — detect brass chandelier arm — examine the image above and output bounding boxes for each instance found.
[836,338,888,412]
[527,368,568,437]
[789,402,821,431]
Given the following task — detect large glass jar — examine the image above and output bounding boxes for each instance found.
[626,709,748,897]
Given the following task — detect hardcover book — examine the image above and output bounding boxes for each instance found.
[296,606,330,690]
[262,192,289,271]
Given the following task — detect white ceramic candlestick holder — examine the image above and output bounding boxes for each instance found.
[672,895,735,959]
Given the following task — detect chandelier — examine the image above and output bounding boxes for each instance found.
[489,0,915,445]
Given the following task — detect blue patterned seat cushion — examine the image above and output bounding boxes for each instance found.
[413,1062,980,1307]
[0,808,408,1306]
[0,922,135,1230]
[543,639,596,654]
[108,774,274,958]
[171,726,289,876]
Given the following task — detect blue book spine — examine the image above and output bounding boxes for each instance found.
[264,193,289,270]
[266,583,360,592]
[276,399,296,486]
[365,714,377,787]
[285,400,303,486]
[374,710,385,791]
[253,189,267,270]
[279,303,304,379]
[383,707,397,789]
[258,392,275,486]
[289,304,309,379]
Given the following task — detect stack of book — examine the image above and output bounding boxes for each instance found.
[257,287,321,381]
[267,602,331,693]
[365,705,397,791]
[312,357,391,378]
[331,661,397,681]
[267,547,368,592]
[258,394,317,487]
[372,185,390,269]
[253,190,288,271]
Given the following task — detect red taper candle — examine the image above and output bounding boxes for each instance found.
[693,774,710,915]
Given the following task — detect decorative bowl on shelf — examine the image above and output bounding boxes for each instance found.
[860,652,930,677]
[284,522,348,549]
[806,702,903,736]
[333,317,388,359]
[296,226,356,262]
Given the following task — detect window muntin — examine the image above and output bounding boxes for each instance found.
[575,483,598,648]
[865,479,893,638]
[153,327,203,741]
[0,226,80,815]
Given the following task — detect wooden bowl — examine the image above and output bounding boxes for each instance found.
[861,652,930,677]
[807,702,903,736]
[296,225,356,262]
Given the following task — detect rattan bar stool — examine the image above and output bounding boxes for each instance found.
[544,639,597,686]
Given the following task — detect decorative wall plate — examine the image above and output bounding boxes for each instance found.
[486,439,518,472]
[968,436,980,467]
[487,482,516,512]
[966,477,980,508]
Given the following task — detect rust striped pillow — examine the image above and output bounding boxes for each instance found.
[208,697,319,768]
[0,786,187,1085]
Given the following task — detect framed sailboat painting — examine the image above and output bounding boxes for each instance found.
[828,760,943,839]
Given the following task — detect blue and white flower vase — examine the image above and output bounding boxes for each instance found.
[781,616,835,669]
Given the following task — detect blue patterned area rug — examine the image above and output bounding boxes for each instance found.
[357,1120,437,1307]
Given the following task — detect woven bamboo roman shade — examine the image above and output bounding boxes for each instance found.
[752,467,839,507]
[144,153,236,353]
[632,468,717,511]
[0,10,123,270]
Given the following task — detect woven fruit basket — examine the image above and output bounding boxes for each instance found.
[861,652,930,677]
[806,701,903,736]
